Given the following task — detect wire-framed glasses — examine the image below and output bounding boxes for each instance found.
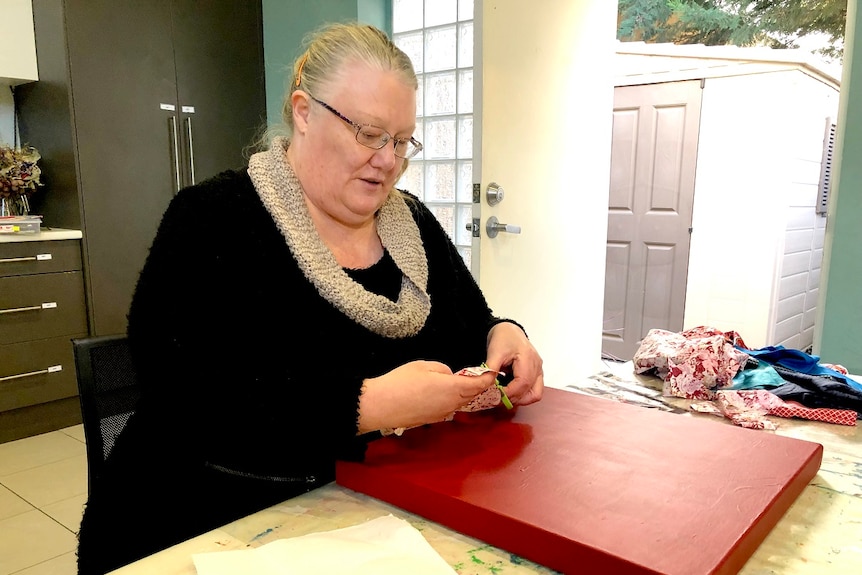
[309,96,423,159]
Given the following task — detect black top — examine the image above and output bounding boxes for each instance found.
[344,249,402,302]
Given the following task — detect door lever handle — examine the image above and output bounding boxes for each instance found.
[486,216,521,238]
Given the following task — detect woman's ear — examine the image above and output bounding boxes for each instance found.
[291,90,312,135]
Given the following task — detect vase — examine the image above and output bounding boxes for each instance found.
[16,195,30,216]
[0,197,13,216]
[0,196,29,216]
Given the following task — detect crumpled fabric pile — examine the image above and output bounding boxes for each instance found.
[632,326,751,400]
[633,326,860,429]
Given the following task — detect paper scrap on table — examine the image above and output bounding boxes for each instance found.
[192,514,456,575]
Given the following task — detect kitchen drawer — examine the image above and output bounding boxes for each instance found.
[0,397,82,444]
[0,240,82,278]
[0,335,85,412]
[0,271,87,345]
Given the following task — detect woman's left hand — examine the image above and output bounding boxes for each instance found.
[485,322,544,406]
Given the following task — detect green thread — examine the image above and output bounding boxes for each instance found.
[481,363,514,409]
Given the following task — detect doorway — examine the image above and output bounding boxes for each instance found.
[602,80,703,359]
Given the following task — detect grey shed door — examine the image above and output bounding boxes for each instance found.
[602,80,703,360]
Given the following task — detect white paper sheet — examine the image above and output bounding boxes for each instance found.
[192,515,456,575]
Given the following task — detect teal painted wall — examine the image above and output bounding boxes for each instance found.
[261,0,391,128]
[358,0,392,34]
[817,0,862,372]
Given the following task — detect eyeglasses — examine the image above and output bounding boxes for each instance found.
[309,96,423,160]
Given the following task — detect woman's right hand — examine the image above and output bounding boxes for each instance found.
[357,360,497,434]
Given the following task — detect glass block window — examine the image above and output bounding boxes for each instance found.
[393,0,474,267]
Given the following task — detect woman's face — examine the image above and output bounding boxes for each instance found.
[292,61,417,228]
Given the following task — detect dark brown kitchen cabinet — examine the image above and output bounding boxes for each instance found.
[0,239,88,443]
[15,0,266,337]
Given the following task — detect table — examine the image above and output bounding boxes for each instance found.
[109,368,862,575]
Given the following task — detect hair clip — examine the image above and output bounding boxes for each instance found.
[295,53,309,87]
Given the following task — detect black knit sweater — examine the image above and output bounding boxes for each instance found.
[76,169,507,574]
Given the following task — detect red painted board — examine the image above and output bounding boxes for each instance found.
[337,387,822,575]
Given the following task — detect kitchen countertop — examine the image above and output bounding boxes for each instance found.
[0,227,82,242]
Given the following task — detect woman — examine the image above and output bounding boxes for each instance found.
[76,22,543,575]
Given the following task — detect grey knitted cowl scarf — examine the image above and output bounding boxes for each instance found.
[247,137,431,338]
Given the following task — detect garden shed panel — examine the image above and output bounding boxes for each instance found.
[603,43,840,359]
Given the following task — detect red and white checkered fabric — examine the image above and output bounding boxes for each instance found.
[769,403,857,426]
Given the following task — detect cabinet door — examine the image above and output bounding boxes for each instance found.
[65,0,180,336]
[170,0,267,186]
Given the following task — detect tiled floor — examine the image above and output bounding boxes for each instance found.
[0,425,87,575]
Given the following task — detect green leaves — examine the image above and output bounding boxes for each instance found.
[617,0,847,60]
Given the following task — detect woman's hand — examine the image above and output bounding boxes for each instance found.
[358,360,497,433]
[485,322,544,407]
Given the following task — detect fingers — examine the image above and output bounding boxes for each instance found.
[510,371,544,406]
[454,370,497,398]
[495,353,544,406]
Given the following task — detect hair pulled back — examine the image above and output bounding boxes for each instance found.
[283,22,418,135]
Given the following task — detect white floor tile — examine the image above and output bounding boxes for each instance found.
[1,454,88,508]
[0,484,34,521]
[14,551,77,575]
[42,493,87,533]
[59,424,86,444]
[0,509,77,575]
[0,431,86,477]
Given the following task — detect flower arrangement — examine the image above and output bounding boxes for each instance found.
[0,144,43,216]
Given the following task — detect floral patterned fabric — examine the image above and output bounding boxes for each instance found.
[633,326,751,400]
[691,390,785,430]
[691,389,857,429]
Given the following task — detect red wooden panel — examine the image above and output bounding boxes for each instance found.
[337,387,822,575]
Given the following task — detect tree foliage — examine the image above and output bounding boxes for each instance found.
[617,0,847,60]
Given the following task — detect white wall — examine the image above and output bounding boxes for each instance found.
[0,85,14,145]
[0,0,37,145]
[684,70,839,348]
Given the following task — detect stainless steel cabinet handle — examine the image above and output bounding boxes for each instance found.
[0,302,57,315]
[0,305,43,315]
[185,117,196,185]
[486,216,521,238]
[0,253,53,265]
[0,365,63,383]
[169,115,181,192]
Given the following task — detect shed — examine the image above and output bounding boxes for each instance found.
[602,42,841,359]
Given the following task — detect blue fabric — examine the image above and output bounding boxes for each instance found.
[737,345,862,392]
[731,361,786,390]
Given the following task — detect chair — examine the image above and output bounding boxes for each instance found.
[72,335,141,493]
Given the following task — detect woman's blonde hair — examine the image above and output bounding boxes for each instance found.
[248,23,417,198]
[284,22,417,135]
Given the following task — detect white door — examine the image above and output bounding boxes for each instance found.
[603,81,702,360]
[475,0,618,386]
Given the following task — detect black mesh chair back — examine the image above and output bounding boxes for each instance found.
[72,335,141,493]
